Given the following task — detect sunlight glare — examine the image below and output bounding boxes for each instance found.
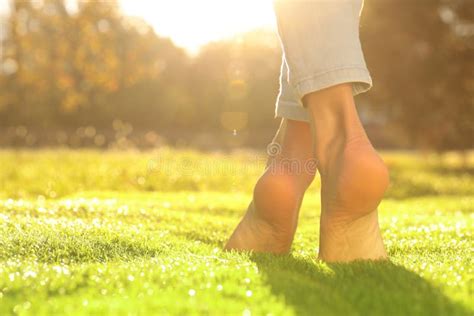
[119,0,276,54]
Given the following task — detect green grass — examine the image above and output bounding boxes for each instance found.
[0,149,473,315]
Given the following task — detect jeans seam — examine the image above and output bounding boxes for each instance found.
[293,66,370,85]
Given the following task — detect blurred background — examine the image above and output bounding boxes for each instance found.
[0,0,472,152]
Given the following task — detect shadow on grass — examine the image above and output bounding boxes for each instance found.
[251,254,470,316]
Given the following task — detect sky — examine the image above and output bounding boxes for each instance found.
[0,0,277,53]
[119,0,277,53]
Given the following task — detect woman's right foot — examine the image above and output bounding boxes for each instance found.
[305,84,390,262]
[318,136,389,262]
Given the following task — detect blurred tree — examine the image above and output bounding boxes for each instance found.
[361,0,474,151]
[0,0,472,151]
[0,0,190,130]
[189,30,281,132]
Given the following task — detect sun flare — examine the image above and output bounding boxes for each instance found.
[119,0,276,53]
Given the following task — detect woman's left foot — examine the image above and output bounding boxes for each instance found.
[224,201,297,254]
[225,120,316,254]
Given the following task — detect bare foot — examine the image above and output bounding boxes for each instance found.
[318,137,389,262]
[306,84,389,262]
[225,120,315,254]
[225,207,289,252]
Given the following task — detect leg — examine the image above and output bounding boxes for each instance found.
[225,119,316,254]
[274,0,389,261]
[305,84,389,262]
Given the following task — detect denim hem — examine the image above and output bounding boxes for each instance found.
[293,67,373,99]
[275,100,310,122]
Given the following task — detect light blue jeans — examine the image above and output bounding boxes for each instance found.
[273,0,372,122]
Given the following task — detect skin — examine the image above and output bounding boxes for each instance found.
[224,119,315,254]
[225,84,389,262]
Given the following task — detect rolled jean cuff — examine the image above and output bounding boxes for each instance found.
[275,100,310,122]
[293,66,373,100]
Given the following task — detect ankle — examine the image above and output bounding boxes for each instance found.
[253,172,300,212]
[304,86,371,170]
[265,159,315,191]
[305,84,364,130]
[252,166,312,224]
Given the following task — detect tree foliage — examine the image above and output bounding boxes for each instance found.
[361,0,473,150]
[0,0,472,150]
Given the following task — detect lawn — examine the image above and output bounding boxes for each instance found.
[0,149,472,315]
